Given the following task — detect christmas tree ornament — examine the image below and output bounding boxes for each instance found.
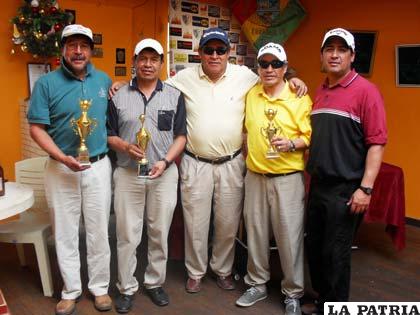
[31,0,39,7]
[21,44,28,52]
[11,48,15,55]
[50,6,58,14]
[39,8,45,15]
[19,15,25,23]
[54,23,61,32]
[55,57,61,65]
[33,54,39,59]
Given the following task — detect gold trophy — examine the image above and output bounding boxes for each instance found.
[260,108,282,159]
[136,114,151,177]
[71,99,97,165]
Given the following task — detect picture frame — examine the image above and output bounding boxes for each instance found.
[395,44,420,87]
[350,30,378,77]
[27,63,51,95]
[92,47,103,58]
[116,48,126,64]
[115,66,127,77]
[93,33,102,45]
[65,9,76,24]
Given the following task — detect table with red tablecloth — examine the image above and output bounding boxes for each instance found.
[364,162,406,250]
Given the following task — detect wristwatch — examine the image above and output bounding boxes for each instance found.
[359,186,373,195]
[160,158,172,169]
[288,140,296,152]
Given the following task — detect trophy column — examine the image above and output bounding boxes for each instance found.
[136,114,151,177]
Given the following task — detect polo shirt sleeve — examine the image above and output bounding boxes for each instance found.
[106,98,119,137]
[173,93,187,136]
[27,78,51,125]
[361,86,387,146]
[296,94,313,146]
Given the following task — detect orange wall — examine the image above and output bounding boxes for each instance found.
[282,0,420,219]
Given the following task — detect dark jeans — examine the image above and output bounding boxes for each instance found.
[305,178,363,308]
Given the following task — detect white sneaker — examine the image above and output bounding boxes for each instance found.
[285,298,302,315]
[236,286,267,307]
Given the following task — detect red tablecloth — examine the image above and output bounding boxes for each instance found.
[364,162,406,250]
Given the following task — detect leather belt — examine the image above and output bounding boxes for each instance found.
[49,152,107,163]
[185,149,241,164]
[256,170,301,178]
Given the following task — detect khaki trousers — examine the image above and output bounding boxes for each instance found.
[244,171,305,299]
[180,153,245,279]
[114,164,178,294]
[45,156,112,299]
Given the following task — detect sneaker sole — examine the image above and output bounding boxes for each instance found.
[236,294,267,307]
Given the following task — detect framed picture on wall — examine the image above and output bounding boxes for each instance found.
[350,30,378,77]
[396,44,420,87]
[65,9,76,24]
[93,33,102,45]
[27,63,51,96]
[115,66,127,76]
[116,48,126,64]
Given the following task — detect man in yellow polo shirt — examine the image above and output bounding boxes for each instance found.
[236,43,312,315]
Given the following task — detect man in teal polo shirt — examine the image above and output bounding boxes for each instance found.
[28,24,112,315]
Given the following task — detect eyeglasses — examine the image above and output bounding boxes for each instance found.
[258,59,285,69]
[202,46,228,55]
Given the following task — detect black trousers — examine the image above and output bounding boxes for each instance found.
[305,178,363,308]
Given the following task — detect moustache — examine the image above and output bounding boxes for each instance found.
[71,56,86,62]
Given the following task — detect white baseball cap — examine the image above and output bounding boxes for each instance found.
[61,24,93,43]
[134,38,164,56]
[257,42,287,62]
[321,28,355,51]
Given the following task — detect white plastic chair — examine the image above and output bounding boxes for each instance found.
[0,156,53,297]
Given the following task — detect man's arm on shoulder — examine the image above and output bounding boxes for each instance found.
[29,123,88,172]
[285,67,308,97]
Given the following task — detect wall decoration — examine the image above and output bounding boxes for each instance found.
[28,63,50,95]
[65,9,76,24]
[92,47,103,58]
[115,66,127,76]
[11,1,73,60]
[396,45,420,87]
[93,33,102,45]
[169,0,257,75]
[350,30,378,77]
[116,48,126,64]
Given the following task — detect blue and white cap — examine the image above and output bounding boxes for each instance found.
[199,27,230,48]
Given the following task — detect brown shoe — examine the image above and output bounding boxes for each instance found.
[94,294,112,312]
[55,299,76,315]
[216,275,235,290]
[185,277,201,293]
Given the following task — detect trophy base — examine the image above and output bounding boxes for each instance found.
[137,163,150,178]
[79,161,91,166]
[266,152,280,159]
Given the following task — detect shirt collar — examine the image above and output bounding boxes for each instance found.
[322,69,358,88]
[129,78,163,91]
[257,81,292,101]
[60,57,93,80]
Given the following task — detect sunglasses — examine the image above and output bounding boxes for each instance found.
[202,46,228,55]
[258,59,285,69]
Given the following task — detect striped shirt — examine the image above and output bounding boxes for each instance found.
[107,79,186,169]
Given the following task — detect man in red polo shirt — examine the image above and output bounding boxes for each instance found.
[304,28,387,313]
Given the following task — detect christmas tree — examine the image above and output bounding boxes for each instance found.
[11,0,73,60]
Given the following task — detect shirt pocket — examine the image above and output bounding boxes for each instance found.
[158,110,174,131]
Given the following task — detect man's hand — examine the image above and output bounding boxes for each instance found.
[126,143,144,160]
[61,155,90,172]
[149,160,166,179]
[347,189,371,213]
[109,80,128,98]
[288,77,308,97]
[271,136,291,152]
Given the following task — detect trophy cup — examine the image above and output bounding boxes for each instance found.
[71,99,97,165]
[136,114,151,177]
[260,108,282,159]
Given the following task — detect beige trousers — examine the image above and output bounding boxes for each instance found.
[45,156,112,299]
[243,171,305,299]
[180,153,245,279]
[113,164,178,294]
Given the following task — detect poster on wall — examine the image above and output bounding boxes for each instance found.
[169,0,257,76]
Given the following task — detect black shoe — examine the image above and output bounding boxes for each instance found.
[145,287,169,306]
[115,294,134,314]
